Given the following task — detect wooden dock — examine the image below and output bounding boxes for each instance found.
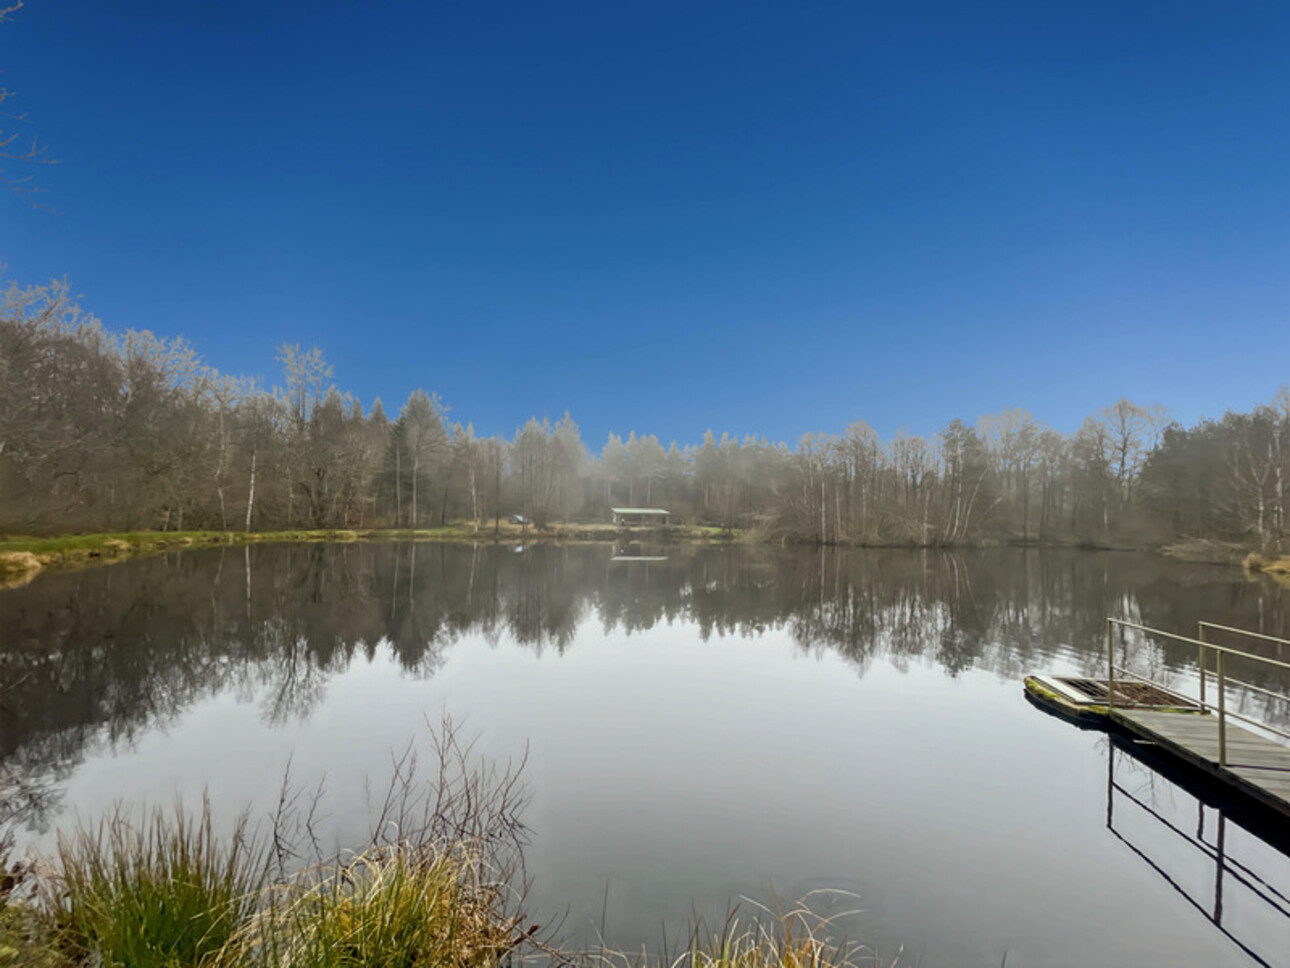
[1030,619,1290,822]
[1110,708,1290,819]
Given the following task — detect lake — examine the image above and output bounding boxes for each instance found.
[2,542,1289,966]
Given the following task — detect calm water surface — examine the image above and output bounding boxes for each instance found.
[3,543,1289,966]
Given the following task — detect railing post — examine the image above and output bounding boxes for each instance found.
[1198,623,1207,707]
[1217,649,1227,768]
[1106,618,1115,711]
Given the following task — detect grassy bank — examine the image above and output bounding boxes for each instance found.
[1,821,867,968]
[0,524,742,588]
[2,831,516,968]
[0,722,874,968]
[0,531,355,588]
[1,811,521,968]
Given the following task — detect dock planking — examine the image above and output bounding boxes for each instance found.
[1111,708,1290,816]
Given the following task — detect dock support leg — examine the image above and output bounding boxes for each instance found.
[1214,812,1226,924]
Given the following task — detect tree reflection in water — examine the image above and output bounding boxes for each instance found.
[2,542,1289,832]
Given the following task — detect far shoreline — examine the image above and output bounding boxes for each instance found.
[0,524,742,587]
[0,527,1257,590]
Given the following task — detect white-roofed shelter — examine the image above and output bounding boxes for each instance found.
[610,507,672,526]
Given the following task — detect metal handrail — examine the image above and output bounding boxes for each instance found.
[1109,619,1290,671]
[1108,662,1290,741]
[1105,618,1290,769]
[1198,622,1290,650]
[1216,673,1290,706]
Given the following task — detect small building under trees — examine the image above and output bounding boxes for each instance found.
[611,507,672,527]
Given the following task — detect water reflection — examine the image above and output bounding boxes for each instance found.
[1107,735,1290,968]
[5,543,1290,964]
[4,543,1290,834]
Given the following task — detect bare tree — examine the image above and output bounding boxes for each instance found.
[6,271,1288,553]
[392,391,449,528]
[0,3,57,205]
[980,409,1043,541]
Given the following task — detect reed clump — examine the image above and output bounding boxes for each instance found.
[21,805,521,968]
[587,895,886,968]
[679,897,878,968]
[1,718,533,967]
[226,843,520,968]
[51,801,264,968]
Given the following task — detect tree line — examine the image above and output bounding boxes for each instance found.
[2,278,1287,549]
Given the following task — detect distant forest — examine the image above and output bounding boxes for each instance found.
[2,279,1287,549]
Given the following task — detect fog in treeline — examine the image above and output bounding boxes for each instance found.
[5,279,1289,548]
[5,542,1289,832]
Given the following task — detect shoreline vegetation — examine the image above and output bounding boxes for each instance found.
[1242,551,1290,578]
[7,280,1290,567]
[0,722,883,968]
[0,525,737,587]
[0,527,1261,589]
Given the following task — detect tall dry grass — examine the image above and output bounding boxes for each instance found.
[222,842,521,968]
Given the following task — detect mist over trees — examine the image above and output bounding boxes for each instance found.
[1,278,1285,550]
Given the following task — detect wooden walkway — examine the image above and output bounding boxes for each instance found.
[1111,709,1290,818]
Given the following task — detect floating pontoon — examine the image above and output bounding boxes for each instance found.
[1026,619,1290,819]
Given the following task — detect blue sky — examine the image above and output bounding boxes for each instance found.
[2,1,1287,450]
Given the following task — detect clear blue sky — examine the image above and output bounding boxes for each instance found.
[3,0,1287,450]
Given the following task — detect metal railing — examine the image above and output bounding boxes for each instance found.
[1105,618,1290,768]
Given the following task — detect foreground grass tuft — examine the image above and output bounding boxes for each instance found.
[25,805,521,968]
[1,835,59,968]
[677,897,876,968]
[53,801,265,968]
[0,720,534,967]
[228,843,517,968]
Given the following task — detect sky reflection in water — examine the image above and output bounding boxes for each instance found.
[3,543,1289,966]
